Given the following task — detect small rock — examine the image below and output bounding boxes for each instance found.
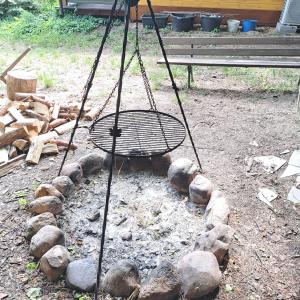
[66,258,97,292]
[121,231,132,241]
[78,153,104,176]
[28,196,63,215]
[205,190,230,229]
[104,154,130,172]
[189,175,213,205]
[177,251,221,299]
[39,245,71,281]
[138,260,181,300]
[103,260,140,297]
[61,162,83,184]
[26,212,57,240]
[29,225,65,259]
[52,176,75,197]
[34,183,64,201]
[151,154,172,176]
[86,211,100,222]
[168,158,198,193]
[194,224,235,264]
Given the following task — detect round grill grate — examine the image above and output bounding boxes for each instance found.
[89,110,186,157]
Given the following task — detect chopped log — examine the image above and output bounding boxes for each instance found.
[41,121,49,134]
[8,145,18,159]
[31,95,52,108]
[10,118,40,128]
[0,114,15,129]
[58,112,77,120]
[83,106,101,121]
[13,139,29,151]
[0,147,9,163]
[18,102,32,111]
[26,137,44,164]
[49,139,78,150]
[32,102,50,116]
[6,70,37,100]
[24,109,50,123]
[54,120,76,135]
[42,143,59,155]
[24,122,43,140]
[0,154,26,178]
[15,92,45,101]
[0,127,27,147]
[0,104,9,117]
[49,118,67,129]
[8,107,24,121]
[52,103,60,119]
[36,131,58,143]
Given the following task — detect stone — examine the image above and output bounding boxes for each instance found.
[39,245,71,281]
[52,176,75,197]
[205,190,230,229]
[104,153,130,172]
[189,175,213,205]
[151,154,172,176]
[168,158,198,193]
[66,258,97,292]
[29,225,65,259]
[138,261,181,300]
[34,183,64,201]
[78,153,104,176]
[103,260,140,297]
[61,162,83,184]
[177,251,221,299]
[194,224,235,264]
[128,150,151,172]
[121,231,132,241]
[26,212,57,240]
[28,196,63,215]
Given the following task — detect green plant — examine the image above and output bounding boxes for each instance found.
[38,71,55,88]
[74,292,92,300]
[0,0,36,18]
[26,262,37,271]
[18,197,28,208]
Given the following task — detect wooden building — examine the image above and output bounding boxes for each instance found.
[59,0,285,26]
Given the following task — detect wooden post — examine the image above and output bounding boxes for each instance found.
[59,0,64,16]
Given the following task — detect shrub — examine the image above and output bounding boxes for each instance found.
[0,0,36,17]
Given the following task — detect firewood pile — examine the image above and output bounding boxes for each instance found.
[0,48,92,177]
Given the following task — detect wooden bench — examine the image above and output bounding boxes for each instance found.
[157,36,300,108]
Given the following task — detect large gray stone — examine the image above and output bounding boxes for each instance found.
[205,190,230,229]
[28,196,63,215]
[194,224,235,264]
[39,245,71,281]
[177,251,221,299]
[61,162,83,184]
[138,261,181,300]
[26,212,57,240]
[103,260,140,297]
[66,258,97,292]
[52,176,75,197]
[29,225,65,259]
[189,175,213,205]
[168,158,198,193]
[78,153,104,176]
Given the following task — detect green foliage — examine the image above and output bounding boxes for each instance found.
[25,262,37,271]
[26,287,41,300]
[38,71,55,88]
[74,292,92,300]
[18,197,28,208]
[0,0,36,18]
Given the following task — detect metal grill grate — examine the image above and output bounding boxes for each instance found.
[89,110,186,157]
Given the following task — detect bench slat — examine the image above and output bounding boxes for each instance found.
[166,48,300,57]
[163,37,300,46]
[157,57,300,68]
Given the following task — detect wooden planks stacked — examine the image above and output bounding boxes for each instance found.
[0,93,84,176]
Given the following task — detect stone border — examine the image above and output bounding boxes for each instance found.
[25,153,234,299]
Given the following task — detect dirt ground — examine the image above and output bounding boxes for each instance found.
[0,28,300,300]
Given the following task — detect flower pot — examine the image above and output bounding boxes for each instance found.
[142,13,169,29]
[242,19,257,32]
[172,13,195,32]
[201,15,223,32]
[227,19,240,33]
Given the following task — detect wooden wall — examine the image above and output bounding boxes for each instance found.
[134,0,285,26]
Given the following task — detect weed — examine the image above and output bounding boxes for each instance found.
[67,245,76,256]
[38,71,55,88]
[18,197,28,209]
[25,262,37,271]
[74,293,92,300]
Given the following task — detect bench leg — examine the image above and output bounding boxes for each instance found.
[187,66,193,88]
[297,76,300,112]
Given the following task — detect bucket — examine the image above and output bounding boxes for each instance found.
[201,15,223,32]
[172,13,195,32]
[227,19,240,33]
[142,13,169,29]
[242,19,257,32]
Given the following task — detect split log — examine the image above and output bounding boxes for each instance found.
[32,102,50,116]
[41,121,49,134]
[8,107,24,121]
[36,131,58,143]
[26,137,44,164]
[49,118,67,129]
[0,147,9,164]
[15,92,45,101]
[0,127,27,147]
[58,112,77,120]
[54,120,76,135]
[31,95,52,108]
[83,106,101,121]
[10,118,40,128]
[6,70,37,100]
[49,139,78,150]
[24,109,50,123]
[0,154,26,178]
[13,139,29,151]
[8,145,18,159]
[0,114,15,129]
[18,102,32,111]
[52,103,60,119]
[42,143,59,155]
[0,104,9,117]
